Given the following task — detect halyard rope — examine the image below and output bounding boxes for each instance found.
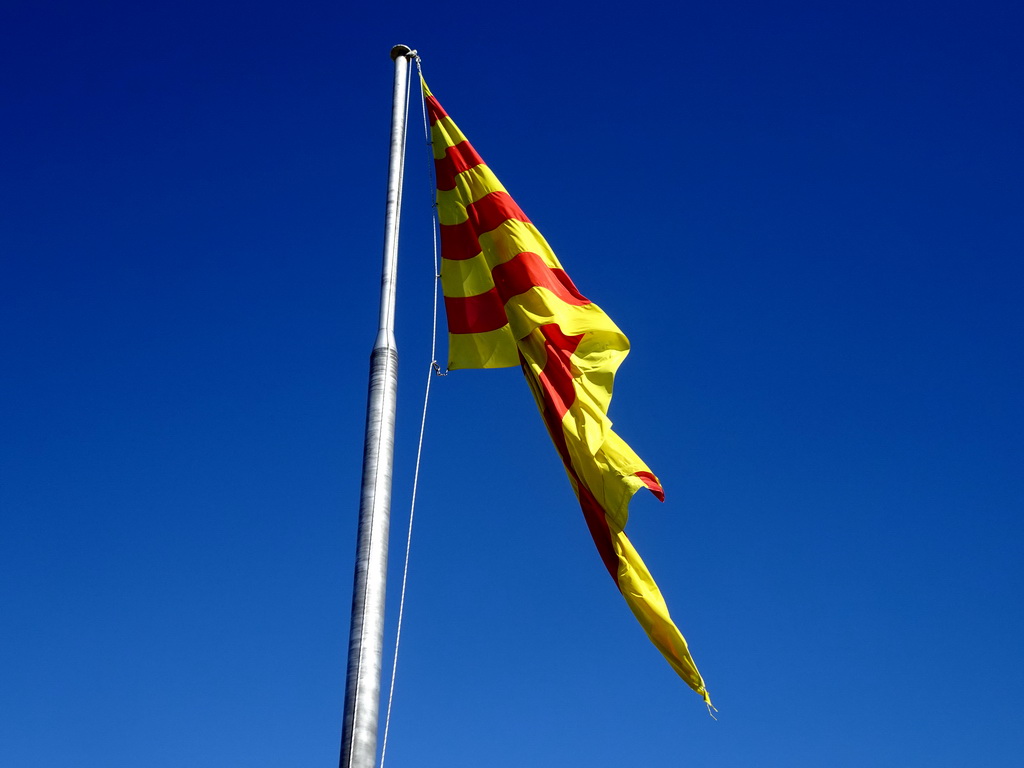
[379,55,443,768]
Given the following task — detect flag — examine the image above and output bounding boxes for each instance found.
[423,77,711,707]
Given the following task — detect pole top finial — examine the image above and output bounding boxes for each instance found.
[390,44,414,60]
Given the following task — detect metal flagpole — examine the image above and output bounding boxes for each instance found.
[339,43,415,768]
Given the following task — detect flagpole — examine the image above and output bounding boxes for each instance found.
[339,43,415,768]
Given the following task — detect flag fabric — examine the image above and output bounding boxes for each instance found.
[423,77,711,707]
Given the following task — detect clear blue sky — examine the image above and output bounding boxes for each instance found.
[2,1,1022,766]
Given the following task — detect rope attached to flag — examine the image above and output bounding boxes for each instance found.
[378,53,450,768]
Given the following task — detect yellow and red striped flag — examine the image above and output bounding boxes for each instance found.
[424,78,711,707]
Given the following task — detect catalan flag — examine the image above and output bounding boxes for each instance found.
[424,77,710,706]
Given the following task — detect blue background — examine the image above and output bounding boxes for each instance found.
[2,1,1022,765]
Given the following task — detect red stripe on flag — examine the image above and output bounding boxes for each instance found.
[635,471,665,502]
[439,221,483,262]
[435,142,485,191]
[444,289,510,335]
[577,483,622,580]
[471,190,531,231]
[440,191,532,261]
[424,92,447,124]
[492,252,590,306]
[535,323,583,419]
